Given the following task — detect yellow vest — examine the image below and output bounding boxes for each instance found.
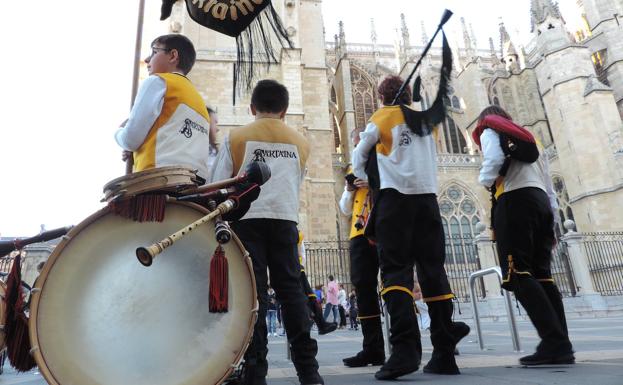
[134,73,210,174]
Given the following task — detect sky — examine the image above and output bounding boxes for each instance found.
[0,0,583,237]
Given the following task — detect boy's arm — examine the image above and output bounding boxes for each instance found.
[209,135,234,183]
[338,188,354,216]
[115,76,166,151]
[478,129,505,187]
[352,122,379,180]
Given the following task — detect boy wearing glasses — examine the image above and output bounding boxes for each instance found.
[115,34,211,180]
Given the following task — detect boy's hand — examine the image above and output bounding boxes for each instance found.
[353,179,368,189]
[121,150,132,162]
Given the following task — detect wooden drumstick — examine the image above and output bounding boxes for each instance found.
[136,200,235,266]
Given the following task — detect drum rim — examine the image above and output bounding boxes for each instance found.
[29,201,258,385]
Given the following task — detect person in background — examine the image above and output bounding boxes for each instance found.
[348,289,359,331]
[267,287,278,337]
[323,275,339,323]
[338,284,348,329]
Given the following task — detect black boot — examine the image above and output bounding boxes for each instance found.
[343,316,385,367]
[423,299,470,375]
[512,277,574,366]
[374,291,421,380]
[308,298,337,335]
[540,281,569,337]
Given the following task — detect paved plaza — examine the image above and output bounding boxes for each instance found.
[2,315,623,384]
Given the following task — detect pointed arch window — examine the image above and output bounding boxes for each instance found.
[552,175,577,236]
[443,117,468,154]
[438,184,482,264]
[350,66,378,130]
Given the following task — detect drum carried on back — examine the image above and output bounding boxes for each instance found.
[27,167,259,385]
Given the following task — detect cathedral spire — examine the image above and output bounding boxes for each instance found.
[400,13,411,53]
[338,20,347,58]
[461,17,473,51]
[489,36,501,66]
[499,19,519,72]
[530,0,563,32]
[420,20,429,46]
[370,18,377,46]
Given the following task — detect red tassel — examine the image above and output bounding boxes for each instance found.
[209,245,229,313]
[5,254,37,372]
[109,194,167,222]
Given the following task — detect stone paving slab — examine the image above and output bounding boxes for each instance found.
[2,316,622,384]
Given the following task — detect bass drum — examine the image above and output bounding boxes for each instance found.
[0,280,5,350]
[29,201,257,385]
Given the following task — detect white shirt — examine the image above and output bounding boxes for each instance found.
[478,128,558,212]
[115,76,166,151]
[353,115,438,195]
[338,188,354,216]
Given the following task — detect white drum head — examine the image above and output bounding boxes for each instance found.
[30,202,256,385]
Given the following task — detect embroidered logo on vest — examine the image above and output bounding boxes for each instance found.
[180,118,209,138]
[252,148,297,163]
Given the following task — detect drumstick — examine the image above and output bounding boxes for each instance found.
[135,199,235,266]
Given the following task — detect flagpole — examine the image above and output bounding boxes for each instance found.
[126,0,146,175]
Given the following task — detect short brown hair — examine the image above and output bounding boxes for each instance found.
[378,75,411,106]
[151,34,196,74]
[478,105,513,124]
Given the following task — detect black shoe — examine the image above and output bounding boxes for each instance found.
[318,321,337,335]
[374,354,419,380]
[520,351,575,366]
[343,350,385,367]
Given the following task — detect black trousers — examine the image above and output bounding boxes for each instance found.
[493,187,572,354]
[375,189,452,301]
[231,219,319,380]
[349,235,382,317]
[494,187,556,288]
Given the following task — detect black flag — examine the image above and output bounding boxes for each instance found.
[160,0,293,100]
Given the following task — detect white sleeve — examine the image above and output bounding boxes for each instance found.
[478,129,506,187]
[338,188,354,216]
[115,76,166,151]
[352,122,379,180]
[209,135,234,183]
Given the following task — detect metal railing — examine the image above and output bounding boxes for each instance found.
[583,232,623,295]
[469,266,521,352]
[305,241,351,292]
[306,236,487,302]
[551,241,577,296]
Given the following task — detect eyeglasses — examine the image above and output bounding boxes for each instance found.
[149,46,172,57]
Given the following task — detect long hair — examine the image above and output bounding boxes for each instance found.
[478,105,513,124]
